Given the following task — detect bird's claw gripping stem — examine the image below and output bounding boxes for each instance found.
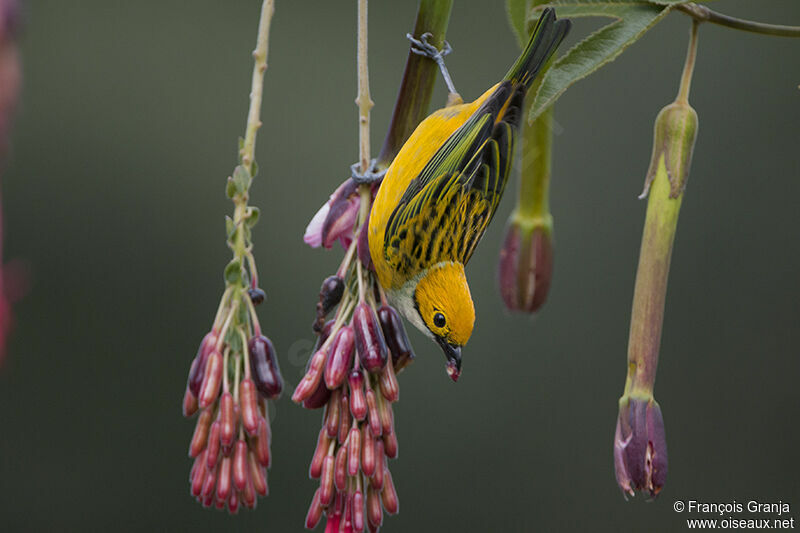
[351,159,386,185]
[406,32,459,98]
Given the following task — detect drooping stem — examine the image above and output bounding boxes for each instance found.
[676,19,699,105]
[677,3,800,38]
[240,0,275,173]
[356,0,374,175]
[377,0,453,167]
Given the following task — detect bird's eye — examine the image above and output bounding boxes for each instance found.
[433,312,446,328]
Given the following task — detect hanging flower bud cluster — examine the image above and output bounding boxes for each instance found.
[301,178,415,532]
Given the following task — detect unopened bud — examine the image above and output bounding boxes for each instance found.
[498,218,553,313]
[206,421,221,469]
[254,417,271,467]
[219,392,235,449]
[383,431,398,459]
[352,490,365,532]
[241,468,257,509]
[319,455,335,506]
[366,485,383,529]
[641,101,698,200]
[381,467,399,515]
[365,388,381,438]
[371,441,385,490]
[348,370,367,420]
[248,335,283,399]
[377,304,415,368]
[182,387,198,418]
[309,427,331,479]
[292,349,327,403]
[217,456,232,503]
[334,445,348,491]
[353,302,388,373]
[357,208,374,272]
[188,332,217,397]
[248,451,268,496]
[198,350,223,409]
[319,275,345,316]
[613,395,668,498]
[305,489,324,529]
[233,440,249,491]
[201,463,217,501]
[189,407,213,458]
[378,358,399,403]
[361,428,375,477]
[190,451,207,497]
[377,394,394,436]
[347,427,361,477]
[239,379,260,435]
[338,394,351,444]
[325,389,341,438]
[325,325,355,389]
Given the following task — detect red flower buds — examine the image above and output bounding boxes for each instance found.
[353,302,388,373]
[377,304,415,369]
[325,325,355,389]
[248,335,283,399]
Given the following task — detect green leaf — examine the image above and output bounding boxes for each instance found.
[225,176,236,199]
[232,165,252,194]
[245,206,260,228]
[506,0,529,47]
[225,215,235,239]
[528,1,672,121]
[224,259,242,284]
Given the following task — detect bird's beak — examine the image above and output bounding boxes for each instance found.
[436,337,462,382]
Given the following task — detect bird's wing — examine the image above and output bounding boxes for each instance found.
[382,83,520,280]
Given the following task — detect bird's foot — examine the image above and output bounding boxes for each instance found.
[406,32,460,99]
[351,159,386,185]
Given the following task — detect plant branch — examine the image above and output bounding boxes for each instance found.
[240,0,275,174]
[677,2,800,38]
[377,0,453,167]
[356,0,374,175]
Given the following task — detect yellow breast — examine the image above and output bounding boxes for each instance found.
[369,84,500,289]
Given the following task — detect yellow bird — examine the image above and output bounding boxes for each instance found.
[368,9,570,379]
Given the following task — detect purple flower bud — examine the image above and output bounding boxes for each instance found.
[613,395,668,499]
[303,377,332,410]
[353,302,388,373]
[349,370,367,420]
[357,208,374,272]
[247,287,266,305]
[498,221,553,313]
[188,332,218,397]
[325,325,355,389]
[248,335,283,399]
[319,275,345,316]
[377,304,415,368]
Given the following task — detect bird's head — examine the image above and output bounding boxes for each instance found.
[412,262,475,381]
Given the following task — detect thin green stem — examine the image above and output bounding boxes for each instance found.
[676,19,699,105]
[677,3,800,38]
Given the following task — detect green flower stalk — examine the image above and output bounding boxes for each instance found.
[498,58,554,313]
[614,19,699,499]
[182,0,283,513]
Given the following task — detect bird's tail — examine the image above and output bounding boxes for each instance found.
[504,8,571,89]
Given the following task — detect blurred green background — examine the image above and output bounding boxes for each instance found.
[1,1,798,531]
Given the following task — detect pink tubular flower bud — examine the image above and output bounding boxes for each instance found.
[219,392,235,449]
[241,469,257,509]
[498,220,553,313]
[293,349,327,403]
[352,490,365,533]
[338,394,352,445]
[189,408,213,458]
[381,467,399,515]
[325,389,341,439]
[239,378,260,435]
[305,489,324,530]
[206,421,221,469]
[228,488,239,515]
[254,417,271,467]
[347,427,361,477]
[348,370,367,420]
[217,456,232,503]
[353,302,388,373]
[365,388,381,438]
[248,335,283,399]
[361,427,376,477]
[182,387,198,418]
[366,485,383,530]
[233,440,249,491]
[325,325,355,390]
[377,394,394,436]
[613,395,667,499]
[371,441,385,490]
[303,377,332,409]
[378,358,399,403]
[191,451,207,497]
[198,351,223,409]
[309,427,331,479]
[334,445,348,491]
[383,431,398,460]
[319,455,336,506]
[249,451,268,496]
